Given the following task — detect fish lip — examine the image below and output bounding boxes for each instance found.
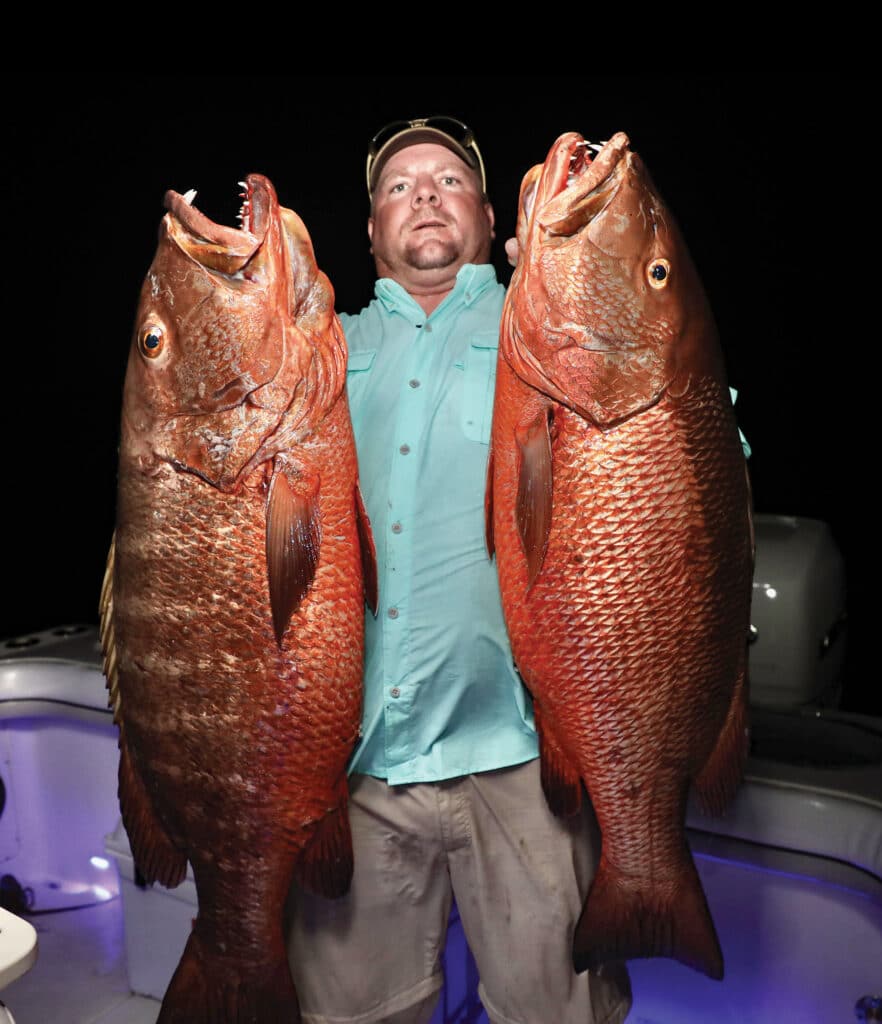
[163,173,275,270]
[570,134,630,193]
[538,132,631,234]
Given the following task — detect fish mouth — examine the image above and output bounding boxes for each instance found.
[154,174,291,428]
[163,174,277,274]
[537,132,632,237]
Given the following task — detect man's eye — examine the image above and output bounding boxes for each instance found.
[390,182,408,193]
[441,176,459,186]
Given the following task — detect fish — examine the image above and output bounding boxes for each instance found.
[100,173,377,1023]
[486,132,753,980]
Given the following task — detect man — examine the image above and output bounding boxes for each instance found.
[287,117,632,1024]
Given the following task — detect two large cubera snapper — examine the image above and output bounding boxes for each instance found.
[101,175,376,1023]
[487,133,753,980]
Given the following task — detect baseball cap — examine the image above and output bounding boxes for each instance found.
[366,116,486,199]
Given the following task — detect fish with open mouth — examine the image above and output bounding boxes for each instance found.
[487,132,753,980]
[100,174,377,1022]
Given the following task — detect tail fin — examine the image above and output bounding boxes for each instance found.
[573,850,723,981]
[157,928,301,1024]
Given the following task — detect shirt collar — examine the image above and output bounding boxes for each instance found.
[374,264,498,320]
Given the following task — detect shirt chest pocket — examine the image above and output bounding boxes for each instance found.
[458,332,499,445]
[345,349,377,410]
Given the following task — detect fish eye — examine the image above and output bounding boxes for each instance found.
[647,259,671,290]
[139,325,165,359]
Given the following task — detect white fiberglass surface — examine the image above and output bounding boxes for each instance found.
[627,840,882,1024]
[0,717,120,912]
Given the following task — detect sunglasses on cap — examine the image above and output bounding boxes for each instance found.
[366,116,487,198]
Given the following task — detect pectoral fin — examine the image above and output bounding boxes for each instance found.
[516,409,553,587]
[266,459,321,646]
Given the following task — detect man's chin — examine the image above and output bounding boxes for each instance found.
[404,241,461,271]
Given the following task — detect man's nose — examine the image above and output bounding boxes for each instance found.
[412,176,440,206]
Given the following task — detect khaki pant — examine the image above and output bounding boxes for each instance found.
[286,760,631,1024]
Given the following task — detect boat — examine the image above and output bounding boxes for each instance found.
[1,517,879,1023]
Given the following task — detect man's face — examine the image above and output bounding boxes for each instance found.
[368,143,495,289]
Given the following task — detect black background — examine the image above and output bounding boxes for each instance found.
[6,75,873,713]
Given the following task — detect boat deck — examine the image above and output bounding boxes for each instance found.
[2,899,159,1024]
[1,897,488,1024]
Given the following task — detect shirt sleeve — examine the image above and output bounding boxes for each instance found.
[729,387,752,460]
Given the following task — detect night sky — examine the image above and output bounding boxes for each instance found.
[7,76,873,713]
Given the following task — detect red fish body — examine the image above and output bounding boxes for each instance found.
[487,133,752,980]
[101,175,376,1023]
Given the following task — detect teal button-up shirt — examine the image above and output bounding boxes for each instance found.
[340,264,539,784]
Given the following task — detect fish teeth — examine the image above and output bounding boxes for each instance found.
[568,141,602,185]
[182,189,198,206]
[237,181,252,231]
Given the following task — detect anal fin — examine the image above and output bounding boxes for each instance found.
[119,735,188,889]
[693,660,749,816]
[293,789,354,899]
[535,701,583,817]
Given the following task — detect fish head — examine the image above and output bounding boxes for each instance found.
[506,132,723,427]
[122,174,329,488]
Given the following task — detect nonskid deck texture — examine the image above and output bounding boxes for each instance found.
[1,896,489,1024]
[2,900,160,1024]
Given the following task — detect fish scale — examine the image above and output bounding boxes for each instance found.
[487,132,752,981]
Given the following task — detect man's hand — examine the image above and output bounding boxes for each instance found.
[505,238,519,267]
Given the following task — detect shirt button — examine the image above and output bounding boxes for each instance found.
[391,522,402,534]
[409,379,420,389]
[424,323,433,334]
[387,607,399,619]
[399,444,410,455]
[390,687,401,698]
